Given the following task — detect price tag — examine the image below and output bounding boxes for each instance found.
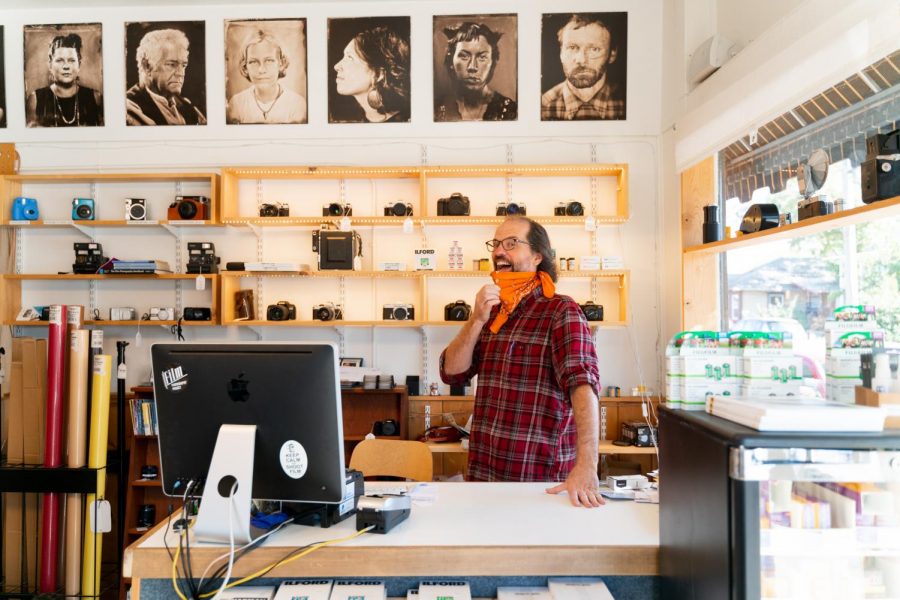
[195,275,206,290]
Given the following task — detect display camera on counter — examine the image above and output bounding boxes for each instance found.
[267,301,297,321]
[444,300,472,321]
[384,201,413,217]
[167,195,210,221]
[312,302,343,321]
[182,307,212,321]
[383,304,414,321]
[322,202,352,217]
[862,129,900,203]
[496,202,526,216]
[72,198,95,221]
[554,200,584,216]
[436,192,470,216]
[259,202,290,217]
[579,301,604,321]
[186,242,220,274]
[12,196,39,220]
[72,242,108,274]
[125,198,147,221]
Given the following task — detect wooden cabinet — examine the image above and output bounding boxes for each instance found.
[599,395,660,477]
[408,395,474,479]
[341,386,409,462]
[121,387,167,546]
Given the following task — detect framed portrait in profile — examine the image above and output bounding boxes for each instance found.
[124,20,206,126]
[23,22,104,127]
[0,26,6,128]
[225,18,308,125]
[340,357,363,367]
[433,14,518,122]
[327,16,410,124]
[540,12,628,121]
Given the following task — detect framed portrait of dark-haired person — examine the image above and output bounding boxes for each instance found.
[125,20,207,126]
[328,16,410,124]
[540,12,627,121]
[433,14,517,122]
[23,23,104,127]
[225,18,308,125]
[0,26,6,128]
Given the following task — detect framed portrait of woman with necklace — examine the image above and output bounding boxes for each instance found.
[24,23,104,128]
[225,18,308,125]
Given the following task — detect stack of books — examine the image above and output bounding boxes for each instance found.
[102,259,172,274]
[706,395,885,431]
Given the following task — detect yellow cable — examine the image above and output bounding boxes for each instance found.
[197,526,374,598]
[171,539,189,600]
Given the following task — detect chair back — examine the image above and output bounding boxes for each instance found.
[349,439,433,481]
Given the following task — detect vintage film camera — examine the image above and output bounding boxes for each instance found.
[167,195,210,220]
[186,242,220,274]
[579,301,604,321]
[183,307,212,321]
[797,195,834,221]
[312,302,344,321]
[125,198,147,221]
[12,197,39,220]
[109,307,137,321]
[259,202,290,217]
[72,198,95,221]
[862,130,900,204]
[620,420,658,447]
[384,201,413,217]
[72,242,108,274]
[372,419,399,436]
[444,300,472,321]
[496,202,526,216]
[149,307,176,321]
[436,192,470,216]
[322,202,352,217]
[554,200,584,216]
[266,301,296,321]
[383,304,415,321]
[312,229,360,270]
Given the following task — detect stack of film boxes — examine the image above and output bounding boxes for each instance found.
[666,330,804,410]
[825,305,884,404]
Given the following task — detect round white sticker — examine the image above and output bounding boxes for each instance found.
[279,440,308,479]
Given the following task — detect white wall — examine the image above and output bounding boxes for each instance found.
[0,0,667,398]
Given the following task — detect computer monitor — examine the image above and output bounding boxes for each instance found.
[151,342,346,543]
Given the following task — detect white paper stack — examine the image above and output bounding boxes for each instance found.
[417,581,471,600]
[273,580,333,600]
[706,395,885,431]
[329,580,386,600]
[547,578,614,600]
[496,587,551,599]
[601,256,624,270]
[218,586,275,599]
[244,262,306,272]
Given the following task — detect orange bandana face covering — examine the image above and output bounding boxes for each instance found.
[489,270,555,334]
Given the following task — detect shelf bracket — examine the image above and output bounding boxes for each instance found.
[89,280,98,317]
[14,227,24,274]
[72,224,97,240]
[505,144,514,205]
[419,326,430,392]
[333,326,346,358]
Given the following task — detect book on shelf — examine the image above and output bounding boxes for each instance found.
[130,397,159,435]
[102,259,172,274]
[705,395,886,432]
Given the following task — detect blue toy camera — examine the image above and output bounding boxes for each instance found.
[12,197,39,221]
[72,198,95,220]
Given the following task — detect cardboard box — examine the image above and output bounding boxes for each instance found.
[855,386,900,429]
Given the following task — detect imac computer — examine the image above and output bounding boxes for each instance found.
[151,342,346,543]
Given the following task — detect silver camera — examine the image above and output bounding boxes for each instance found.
[383,303,415,321]
[126,198,147,221]
[149,307,176,321]
[312,302,344,321]
[109,307,137,321]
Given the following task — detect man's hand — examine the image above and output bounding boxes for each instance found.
[546,463,605,508]
[473,284,500,323]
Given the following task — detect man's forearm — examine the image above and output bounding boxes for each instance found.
[571,384,599,471]
[442,318,486,375]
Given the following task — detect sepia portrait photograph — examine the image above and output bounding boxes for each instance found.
[328,16,410,124]
[0,26,6,128]
[540,12,627,121]
[23,23,104,128]
[433,14,517,122]
[225,18,308,125]
[125,20,206,126]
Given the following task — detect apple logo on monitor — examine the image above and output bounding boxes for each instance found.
[227,373,250,402]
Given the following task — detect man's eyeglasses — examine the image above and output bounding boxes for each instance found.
[485,237,531,252]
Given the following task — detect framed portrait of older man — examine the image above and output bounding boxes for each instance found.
[23,22,104,127]
[225,18,308,125]
[125,20,206,126]
[327,16,411,124]
[540,12,627,121]
[433,14,517,122]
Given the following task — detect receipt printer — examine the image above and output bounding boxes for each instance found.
[356,494,411,534]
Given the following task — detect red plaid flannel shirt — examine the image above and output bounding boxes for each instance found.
[440,288,600,482]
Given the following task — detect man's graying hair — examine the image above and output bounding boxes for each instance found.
[508,216,558,282]
[136,29,189,88]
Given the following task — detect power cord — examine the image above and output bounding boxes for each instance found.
[171,318,185,341]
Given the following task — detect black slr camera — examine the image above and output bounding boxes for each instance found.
[186,242,220,274]
[579,301,604,321]
[259,202,289,217]
[444,300,472,321]
[323,202,352,217]
[372,419,399,436]
[383,304,414,321]
[862,130,900,204]
[554,200,584,216]
[384,201,413,217]
[312,302,344,321]
[496,202,526,216]
[73,242,108,274]
[436,192,470,216]
[266,301,296,321]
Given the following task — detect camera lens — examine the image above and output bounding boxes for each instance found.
[393,306,408,320]
[327,202,344,216]
[506,203,522,215]
[566,201,584,216]
[260,204,278,217]
[448,197,467,215]
[75,204,92,218]
[129,203,145,220]
[315,306,332,321]
[178,200,197,219]
[390,202,408,217]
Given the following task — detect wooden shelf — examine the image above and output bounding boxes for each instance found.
[220,269,627,279]
[684,194,900,255]
[3,273,216,280]
[410,395,475,401]
[221,215,625,226]
[599,441,658,455]
[4,219,221,227]
[131,479,162,487]
[343,434,402,442]
[4,171,217,183]
[220,319,622,328]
